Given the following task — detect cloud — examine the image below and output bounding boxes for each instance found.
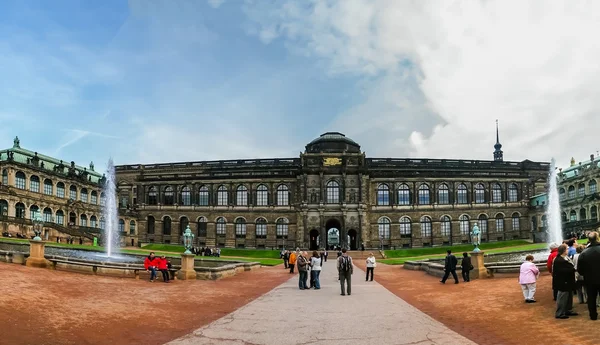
[54,129,119,155]
[244,0,600,166]
[207,0,225,8]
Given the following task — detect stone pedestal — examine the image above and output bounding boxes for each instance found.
[26,240,50,268]
[470,251,488,279]
[176,254,196,280]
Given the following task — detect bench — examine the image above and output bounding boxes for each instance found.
[48,258,180,280]
[486,265,521,277]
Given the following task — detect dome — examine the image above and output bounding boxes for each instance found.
[305,132,361,153]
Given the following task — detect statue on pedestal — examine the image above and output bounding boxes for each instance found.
[470,223,481,252]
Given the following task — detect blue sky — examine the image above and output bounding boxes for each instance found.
[2,0,599,172]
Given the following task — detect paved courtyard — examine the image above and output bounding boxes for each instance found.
[168,260,476,345]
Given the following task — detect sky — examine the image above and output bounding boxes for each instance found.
[1,0,599,173]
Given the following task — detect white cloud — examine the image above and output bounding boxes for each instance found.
[207,0,225,9]
[244,0,600,166]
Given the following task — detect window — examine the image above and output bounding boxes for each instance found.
[15,171,26,189]
[236,185,248,206]
[147,216,155,234]
[491,183,502,203]
[377,217,391,239]
[57,182,65,198]
[217,185,228,206]
[148,187,158,205]
[592,206,598,219]
[459,215,470,235]
[578,183,586,197]
[277,184,289,206]
[91,191,98,204]
[495,214,504,232]
[197,217,207,237]
[43,208,52,223]
[437,184,449,204]
[580,208,587,220]
[15,203,25,218]
[90,216,97,228]
[56,210,64,225]
[180,217,189,235]
[326,181,340,204]
[256,185,268,206]
[1,169,7,185]
[475,183,485,203]
[118,219,124,232]
[129,220,136,235]
[80,188,88,203]
[43,179,53,195]
[568,186,575,199]
[398,184,410,205]
[377,184,390,205]
[80,214,88,227]
[100,193,106,206]
[28,175,40,193]
[590,180,598,194]
[508,183,518,202]
[69,185,77,200]
[216,217,226,235]
[440,216,451,236]
[400,216,411,236]
[100,217,106,229]
[418,184,430,205]
[276,218,289,238]
[255,218,267,238]
[511,213,520,231]
[235,218,247,237]
[163,216,172,235]
[561,212,567,222]
[478,214,488,234]
[420,216,432,237]
[30,205,39,219]
[180,186,191,206]
[559,188,565,200]
[457,184,468,204]
[569,210,577,221]
[198,186,209,206]
[163,186,174,205]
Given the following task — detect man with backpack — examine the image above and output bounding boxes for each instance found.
[337,248,353,296]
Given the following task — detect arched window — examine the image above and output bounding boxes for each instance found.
[80,214,88,227]
[398,184,410,205]
[1,169,7,185]
[568,186,575,199]
[147,216,155,234]
[198,186,209,206]
[235,218,247,237]
[15,202,25,218]
[478,214,488,234]
[100,217,106,230]
[541,215,547,227]
[559,188,566,200]
[459,215,470,235]
[180,217,189,235]
[90,215,97,228]
[163,216,172,235]
[276,218,289,238]
[180,186,191,206]
[148,187,158,205]
[495,214,504,232]
[43,207,52,223]
[590,180,598,194]
[592,206,598,220]
[255,218,267,238]
[578,183,586,197]
[475,183,485,204]
[69,212,76,225]
[236,185,248,206]
[561,212,567,222]
[440,215,451,236]
[69,185,77,200]
[399,216,411,236]
[437,184,449,204]
[420,216,432,237]
[326,181,340,204]
[377,184,390,205]
[217,185,228,206]
[457,184,468,204]
[57,182,65,198]
[30,175,40,193]
[80,188,88,203]
[580,208,587,220]
[418,184,430,205]
[216,217,226,235]
[511,213,520,231]
[508,183,518,202]
[163,186,174,205]
[569,210,577,221]
[43,179,53,196]
[256,185,268,206]
[378,217,391,239]
[90,191,98,204]
[0,199,8,216]
[129,220,136,235]
[197,217,207,237]
[277,184,289,206]
[15,171,26,189]
[30,205,39,219]
[118,219,124,232]
[56,210,65,225]
[491,183,502,203]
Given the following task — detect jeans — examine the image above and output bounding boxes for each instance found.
[298,270,308,289]
[441,269,458,283]
[556,290,574,317]
[148,267,157,281]
[339,271,352,295]
[520,283,536,300]
[311,270,321,289]
[160,269,169,282]
[366,267,374,281]
[462,269,470,282]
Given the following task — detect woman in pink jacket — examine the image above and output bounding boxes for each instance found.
[519,255,540,303]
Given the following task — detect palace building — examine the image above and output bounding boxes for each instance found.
[115,128,550,250]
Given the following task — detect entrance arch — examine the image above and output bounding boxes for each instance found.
[348,229,358,250]
[325,219,342,249]
[309,229,320,250]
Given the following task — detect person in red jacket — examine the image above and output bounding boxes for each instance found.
[144,252,159,282]
[547,243,560,301]
[157,255,170,283]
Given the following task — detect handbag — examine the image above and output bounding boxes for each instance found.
[469,264,474,271]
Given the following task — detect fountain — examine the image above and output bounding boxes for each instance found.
[546,158,563,245]
[102,159,119,257]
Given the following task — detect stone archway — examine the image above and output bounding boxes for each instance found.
[309,229,320,250]
[348,229,358,250]
[325,219,342,249]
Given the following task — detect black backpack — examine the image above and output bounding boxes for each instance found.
[340,256,351,272]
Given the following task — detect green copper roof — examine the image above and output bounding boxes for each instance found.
[529,193,547,206]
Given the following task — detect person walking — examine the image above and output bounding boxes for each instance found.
[310,250,322,289]
[577,231,600,320]
[289,249,298,274]
[518,255,539,303]
[553,244,578,319]
[337,248,353,295]
[283,250,290,269]
[324,249,328,262]
[440,250,459,284]
[143,252,159,282]
[365,252,376,281]
[460,252,473,282]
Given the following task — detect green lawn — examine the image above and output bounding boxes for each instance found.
[383,240,532,258]
[142,243,282,259]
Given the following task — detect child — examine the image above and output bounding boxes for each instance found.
[158,255,170,283]
[519,254,540,303]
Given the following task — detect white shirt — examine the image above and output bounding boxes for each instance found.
[366,256,377,268]
[310,257,322,271]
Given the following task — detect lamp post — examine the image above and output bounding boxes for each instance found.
[32,215,43,241]
[182,225,194,254]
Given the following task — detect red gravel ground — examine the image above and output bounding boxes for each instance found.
[0,262,290,345]
[354,261,597,345]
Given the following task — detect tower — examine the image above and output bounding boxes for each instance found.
[493,120,503,161]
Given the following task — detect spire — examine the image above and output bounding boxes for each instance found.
[493,120,503,161]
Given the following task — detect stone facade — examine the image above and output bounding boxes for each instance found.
[116,132,550,250]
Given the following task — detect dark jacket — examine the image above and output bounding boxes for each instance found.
[552,255,576,292]
[297,255,308,272]
[444,254,458,270]
[461,256,472,269]
[578,243,600,285]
